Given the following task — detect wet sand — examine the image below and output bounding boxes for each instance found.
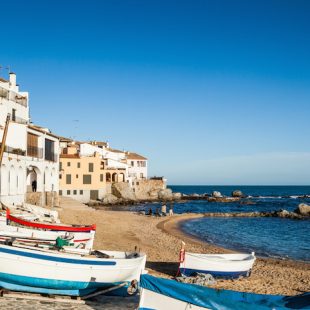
[59,206,310,296]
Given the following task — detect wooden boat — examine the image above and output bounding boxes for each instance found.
[6,209,96,232]
[139,274,310,310]
[0,220,95,250]
[0,243,146,296]
[179,252,256,278]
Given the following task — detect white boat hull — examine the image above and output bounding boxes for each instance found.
[180,252,256,278]
[0,244,146,296]
[0,218,95,250]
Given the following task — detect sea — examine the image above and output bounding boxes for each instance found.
[114,186,310,262]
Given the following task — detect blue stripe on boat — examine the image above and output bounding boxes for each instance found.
[0,272,130,296]
[180,268,250,278]
[0,246,116,265]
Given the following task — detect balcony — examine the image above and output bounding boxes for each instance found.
[11,115,29,124]
[27,146,43,158]
[0,144,26,156]
[0,87,28,107]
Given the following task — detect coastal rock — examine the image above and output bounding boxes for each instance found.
[232,190,245,198]
[295,203,310,216]
[102,193,119,205]
[212,191,222,198]
[208,197,240,203]
[112,182,136,201]
[148,189,159,199]
[172,192,182,200]
[158,188,173,200]
[192,193,200,197]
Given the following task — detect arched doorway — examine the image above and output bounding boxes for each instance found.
[17,166,24,194]
[9,165,17,195]
[112,173,117,183]
[118,173,125,182]
[26,166,40,193]
[0,164,8,195]
[106,172,111,182]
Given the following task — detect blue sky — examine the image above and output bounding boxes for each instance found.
[1,0,309,185]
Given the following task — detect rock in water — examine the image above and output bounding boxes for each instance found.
[295,203,310,216]
[112,182,136,201]
[158,188,173,200]
[172,192,182,200]
[232,190,244,198]
[212,191,222,198]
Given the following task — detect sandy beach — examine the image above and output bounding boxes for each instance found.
[59,205,310,296]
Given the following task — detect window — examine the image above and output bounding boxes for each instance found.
[77,162,81,168]
[83,175,92,184]
[76,174,79,178]
[67,162,71,167]
[100,161,105,170]
[73,190,77,195]
[80,190,83,195]
[59,190,62,196]
[100,174,103,182]
[45,139,55,161]
[89,163,94,172]
[59,174,62,179]
[27,133,39,157]
[12,109,16,122]
[59,162,62,170]
[140,173,144,178]
[136,182,139,186]
[66,174,71,184]
[67,190,70,195]
[131,161,134,167]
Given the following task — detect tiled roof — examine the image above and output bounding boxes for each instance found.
[126,152,147,160]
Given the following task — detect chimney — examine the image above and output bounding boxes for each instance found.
[9,72,16,87]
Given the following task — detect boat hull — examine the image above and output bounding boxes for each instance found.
[180,252,255,279]
[0,245,146,296]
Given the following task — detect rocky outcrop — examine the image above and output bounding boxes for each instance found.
[172,192,182,200]
[112,182,136,201]
[158,188,173,200]
[203,209,307,219]
[102,193,120,205]
[212,191,222,198]
[295,203,310,216]
[231,190,245,198]
[208,197,240,203]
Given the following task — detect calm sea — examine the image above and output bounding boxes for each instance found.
[113,185,310,261]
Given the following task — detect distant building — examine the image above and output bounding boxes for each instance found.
[59,140,148,202]
[126,152,148,181]
[0,73,59,206]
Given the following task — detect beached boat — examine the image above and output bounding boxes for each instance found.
[139,274,310,310]
[0,243,146,296]
[179,252,256,278]
[6,209,96,232]
[0,228,95,250]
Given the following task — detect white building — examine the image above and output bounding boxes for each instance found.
[0,73,59,206]
[126,152,148,181]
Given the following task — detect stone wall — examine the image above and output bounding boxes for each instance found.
[133,179,166,200]
[25,191,59,207]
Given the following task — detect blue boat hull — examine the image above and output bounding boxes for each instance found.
[180,268,250,279]
[0,272,130,296]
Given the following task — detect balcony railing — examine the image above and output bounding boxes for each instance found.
[0,87,28,107]
[0,143,26,156]
[27,146,43,158]
[11,116,29,124]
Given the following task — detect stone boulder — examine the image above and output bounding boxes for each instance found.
[295,203,310,216]
[172,192,182,200]
[112,182,136,201]
[102,194,119,205]
[232,190,245,198]
[212,191,222,198]
[158,188,173,200]
[148,189,159,199]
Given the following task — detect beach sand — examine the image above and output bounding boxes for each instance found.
[59,206,310,296]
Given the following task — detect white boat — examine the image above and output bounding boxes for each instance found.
[0,243,146,296]
[139,274,310,310]
[0,220,95,250]
[179,252,256,278]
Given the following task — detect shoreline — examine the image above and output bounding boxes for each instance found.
[58,206,310,296]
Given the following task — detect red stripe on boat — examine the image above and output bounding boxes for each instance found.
[6,209,96,232]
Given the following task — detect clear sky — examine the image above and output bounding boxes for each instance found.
[1,0,309,185]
